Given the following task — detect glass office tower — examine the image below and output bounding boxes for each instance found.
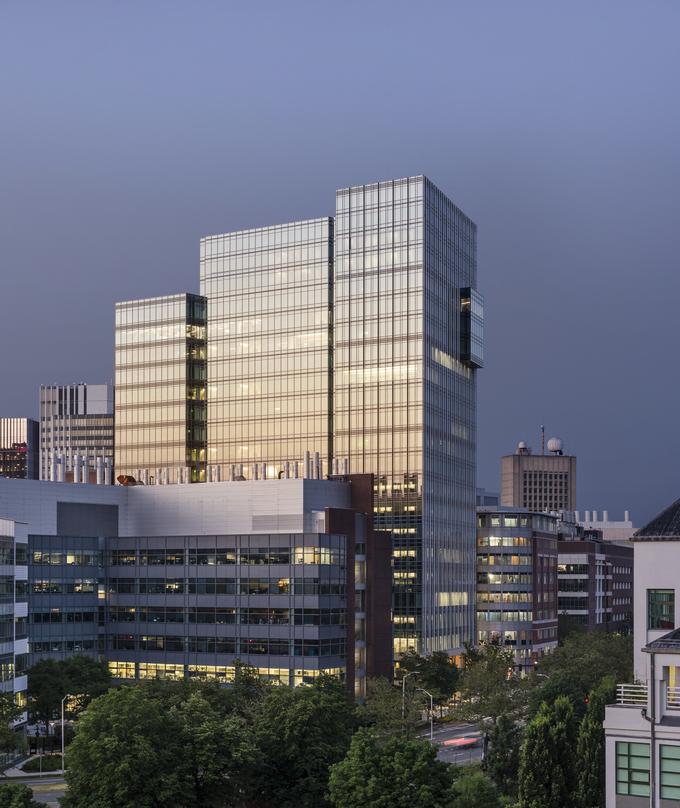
[200,219,333,477]
[333,176,482,656]
[114,294,207,483]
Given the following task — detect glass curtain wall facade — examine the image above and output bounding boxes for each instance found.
[333,176,480,656]
[115,294,207,483]
[200,219,332,477]
[0,418,39,479]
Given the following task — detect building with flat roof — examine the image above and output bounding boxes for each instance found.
[0,419,38,480]
[575,509,635,544]
[114,293,207,484]
[39,384,114,482]
[0,474,392,698]
[604,497,680,807]
[476,506,558,672]
[501,438,576,512]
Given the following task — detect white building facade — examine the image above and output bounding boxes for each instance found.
[604,498,680,807]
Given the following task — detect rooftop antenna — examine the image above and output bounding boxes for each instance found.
[540,425,545,456]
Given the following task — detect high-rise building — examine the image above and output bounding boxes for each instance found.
[114,294,207,484]
[199,218,333,477]
[333,176,481,656]
[39,384,114,481]
[501,438,576,512]
[476,506,558,671]
[0,418,39,479]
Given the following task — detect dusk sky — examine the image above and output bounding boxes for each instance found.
[1,1,678,525]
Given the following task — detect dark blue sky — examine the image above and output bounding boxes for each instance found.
[1,1,679,525]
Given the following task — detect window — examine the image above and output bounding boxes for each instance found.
[616,741,649,797]
[648,589,675,630]
[661,745,680,800]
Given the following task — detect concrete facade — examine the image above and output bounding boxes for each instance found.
[501,442,576,512]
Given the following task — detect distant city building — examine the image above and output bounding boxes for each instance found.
[575,509,635,544]
[604,497,680,807]
[476,506,558,672]
[0,473,392,699]
[476,488,499,507]
[114,294,207,484]
[0,517,28,738]
[557,515,633,634]
[39,384,114,482]
[0,418,38,479]
[501,437,576,512]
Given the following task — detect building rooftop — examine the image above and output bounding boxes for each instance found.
[633,497,680,542]
[646,628,680,653]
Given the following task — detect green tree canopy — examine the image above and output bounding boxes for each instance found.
[249,674,356,808]
[574,676,617,808]
[397,650,459,708]
[62,685,187,808]
[327,728,453,808]
[455,641,528,724]
[450,766,503,808]
[0,784,41,808]
[517,695,578,808]
[357,677,421,739]
[484,713,521,797]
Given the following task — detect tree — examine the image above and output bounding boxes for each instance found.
[27,655,113,727]
[0,784,41,808]
[358,677,421,739]
[248,675,356,808]
[171,689,257,807]
[574,676,617,808]
[456,641,528,725]
[397,650,459,712]
[537,630,632,695]
[528,668,590,720]
[0,693,24,756]
[517,695,578,808]
[449,766,503,808]
[62,686,187,808]
[484,713,521,797]
[327,728,453,808]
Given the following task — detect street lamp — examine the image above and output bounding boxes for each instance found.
[401,670,418,722]
[416,688,434,741]
[61,693,74,774]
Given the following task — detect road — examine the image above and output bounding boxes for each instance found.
[421,721,485,765]
[4,776,66,806]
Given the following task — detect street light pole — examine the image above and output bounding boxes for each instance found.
[416,688,434,741]
[61,694,72,774]
[401,671,418,722]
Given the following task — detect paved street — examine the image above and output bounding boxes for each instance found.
[421,721,485,766]
[4,776,66,807]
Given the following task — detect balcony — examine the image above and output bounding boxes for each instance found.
[667,686,680,711]
[616,683,648,706]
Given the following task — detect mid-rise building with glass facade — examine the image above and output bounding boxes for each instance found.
[0,418,39,479]
[114,294,207,484]
[333,176,481,655]
[199,219,333,478]
[39,384,114,482]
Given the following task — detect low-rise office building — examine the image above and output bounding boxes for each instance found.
[0,474,391,698]
[476,507,558,672]
[575,509,636,544]
[558,518,633,635]
[604,497,680,807]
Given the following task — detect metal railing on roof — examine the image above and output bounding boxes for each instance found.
[617,683,648,705]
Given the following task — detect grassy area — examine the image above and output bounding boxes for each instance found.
[20,754,62,773]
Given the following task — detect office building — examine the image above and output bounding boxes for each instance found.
[476,506,558,671]
[476,488,500,507]
[333,176,481,656]
[0,418,39,479]
[0,517,28,741]
[0,474,392,698]
[115,294,207,484]
[604,497,680,807]
[575,509,636,544]
[557,518,633,634]
[501,438,576,512]
[200,218,333,478]
[39,383,114,482]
